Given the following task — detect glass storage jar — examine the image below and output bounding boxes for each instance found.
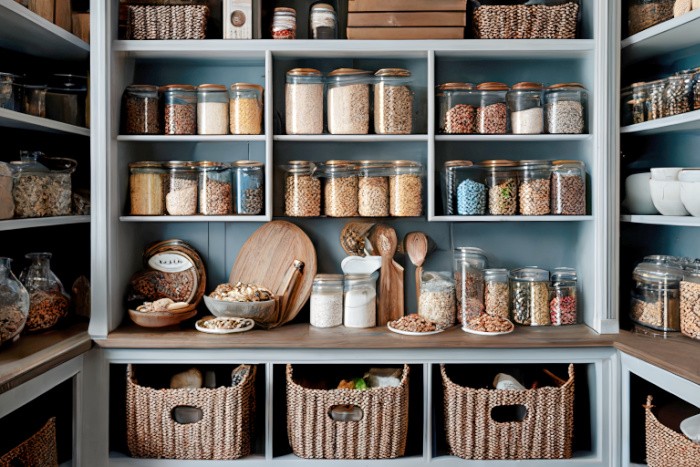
[693,67,700,111]
[476,82,508,134]
[507,82,544,135]
[442,160,473,215]
[231,160,264,215]
[374,68,413,135]
[643,254,682,268]
[455,164,487,216]
[0,72,19,111]
[196,84,229,135]
[163,161,198,215]
[389,160,423,217]
[310,273,344,328]
[630,262,682,333]
[11,152,76,218]
[544,83,587,134]
[122,84,160,135]
[285,68,323,135]
[283,160,320,217]
[664,72,693,117]
[484,268,509,319]
[510,267,550,326]
[344,273,377,328]
[21,83,46,117]
[628,0,674,36]
[129,161,165,216]
[197,161,231,215]
[45,74,87,127]
[309,3,337,39]
[518,160,551,216]
[680,264,700,340]
[627,82,649,125]
[19,252,70,332]
[418,271,456,328]
[316,160,358,217]
[648,79,667,120]
[437,83,476,134]
[453,247,488,325]
[550,267,578,326]
[162,84,197,135]
[0,257,29,346]
[481,160,518,216]
[327,68,372,135]
[271,7,296,39]
[551,160,586,215]
[229,83,263,135]
[358,161,390,217]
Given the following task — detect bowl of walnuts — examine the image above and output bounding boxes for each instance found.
[203,282,277,324]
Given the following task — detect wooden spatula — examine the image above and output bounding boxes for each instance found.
[375,225,404,326]
[405,232,429,307]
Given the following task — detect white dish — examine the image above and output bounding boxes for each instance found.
[650,167,684,181]
[461,326,514,336]
[680,181,700,217]
[679,169,700,182]
[341,255,382,275]
[649,179,690,216]
[680,413,700,444]
[623,172,658,215]
[195,317,255,334]
[387,323,444,336]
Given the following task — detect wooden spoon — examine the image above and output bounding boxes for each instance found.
[375,225,404,326]
[405,232,429,306]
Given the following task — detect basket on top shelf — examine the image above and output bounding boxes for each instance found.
[644,395,700,467]
[471,0,581,39]
[126,3,209,40]
[0,417,58,466]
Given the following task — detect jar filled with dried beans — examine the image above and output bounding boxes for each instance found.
[197,161,231,215]
[285,68,323,135]
[545,83,587,134]
[271,7,296,39]
[357,161,390,217]
[549,267,578,326]
[437,83,476,134]
[517,160,551,216]
[664,72,693,117]
[231,161,264,215]
[316,160,359,217]
[164,161,198,215]
[453,247,488,325]
[551,160,586,215]
[229,83,263,135]
[693,68,700,111]
[129,161,165,215]
[481,160,518,216]
[196,84,228,135]
[475,82,508,135]
[327,68,372,135]
[648,79,667,120]
[162,85,196,135]
[122,84,160,134]
[374,68,413,135]
[507,82,544,135]
[389,160,423,217]
[283,160,320,217]
[510,267,550,326]
[484,268,509,319]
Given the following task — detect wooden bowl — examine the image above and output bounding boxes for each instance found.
[203,295,277,322]
[128,307,197,328]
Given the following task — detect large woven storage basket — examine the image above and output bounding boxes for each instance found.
[126,364,256,460]
[0,417,57,467]
[472,1,580,39]
[644,395,700,467]
[286,364,409,459]
[126,4,209,40]
[441,364,574,460]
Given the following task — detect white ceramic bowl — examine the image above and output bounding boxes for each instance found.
[680,181,700,217]
[649,179,690,216]
[678,169,700,182]
[623,172,658,215]
[650,167,684,181]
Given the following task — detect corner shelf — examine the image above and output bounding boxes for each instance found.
[0,108,90,136]
[621,214,700,227]
[621,8,700,65]
[620,109,700,135]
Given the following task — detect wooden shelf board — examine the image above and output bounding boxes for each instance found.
[432,215,592,222]
[117,135,266,142]
[621,9,700,65]
[620,109,700,135]
[621,214,700,226]
[435,134,592,142]
[0,215,90,232]
[0,108,90,136]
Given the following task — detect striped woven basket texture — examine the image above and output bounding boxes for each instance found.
[126,5,209,40]
[473,2,579,39]
[0,417,58,467]
[644,395,700,467]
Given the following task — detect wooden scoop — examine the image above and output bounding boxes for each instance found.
[405,232,429,306]
[375,225,404,326]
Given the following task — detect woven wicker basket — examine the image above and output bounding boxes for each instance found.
[441,364,574,460]
[644,395,700,467]
[126,4,209,40]
[0,417,58,467]
[126,364,256,460]
[286,364,409,459]
[472,1,580,39]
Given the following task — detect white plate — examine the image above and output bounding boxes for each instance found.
[461,326,514,336]
[387,323,445,336]
[680,413,700,443]
[195,317,255,334]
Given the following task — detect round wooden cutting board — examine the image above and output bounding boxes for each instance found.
[229,220,317,325]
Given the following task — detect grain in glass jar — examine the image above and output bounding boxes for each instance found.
[648,79,667,120]
[664,72,693,117]
[510,267,550,326]
[316,160,358,217]
[481,160,517,216]
[283,160,320,217]
[231,161,264,215]
[197,161,231,215]
[374,68,413,135]
[164,161,198,215]
[129,161,165,216]
[628,0,674,36]
[437,83,476,134]
[358,161,390,217]
[229,83,263,135]
[475,82,508,134]
[285,68,323,135]
[196,84,228,135]
[545,83,587,134]
[518,160,551,216]
[680,263,700,340]
[162,85,196,135]
[309,3,337,39]
[344,273,377,328]
[327,68,372,135]
[310,274,344,328]
[389,160,423,217]
[453,247,488,325]
[551,160,586,215]
[271,7,296,39]
[549,267,577,326]
[484,268,509,319]
[122,84,160,135]
[418,271,456,328]
[507,82,544,135]
[630,262,682,334]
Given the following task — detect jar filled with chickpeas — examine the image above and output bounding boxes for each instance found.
[283,160,320,217]
[316,160,358,217]
[389,160,423,217]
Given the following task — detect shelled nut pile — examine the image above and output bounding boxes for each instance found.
[389,314,437,333]
[210,282,274,302]
[681,280,700,339]
[199,317,254,330]
[136,297,189,312]
[465,314,514,333]
[519,178,550,215]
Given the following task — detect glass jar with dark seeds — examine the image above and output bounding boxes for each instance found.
[161,84,197,135]
[122,84,160,134]
[509,267,550,326]
[231,161,264,215]
[551,160,586,215]
[437,83,477,135]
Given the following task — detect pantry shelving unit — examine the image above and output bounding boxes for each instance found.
[621,214,700,227]
[0,108,91,136]
[0,215,91,232]
[620,108,700,134]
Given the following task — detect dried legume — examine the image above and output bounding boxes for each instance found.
[389,314,437,333]
[519,178,550,215]
[546,101,584,134]
[477,103,507,134]
[457,179,486,215]
[164,103,196,135]
[199,179,231,215]
[680,280,700,339]
[444,104,476,134]
[125,94,159,134]
[551,174,585,215]
[488,178,517,215]
[550,295,577,325]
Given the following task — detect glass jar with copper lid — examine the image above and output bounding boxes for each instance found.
[129,161,165,215]
[475,82,508,134]
[327,68,372,135]
[231,160,264,215]
[271,7,296,39]
[285,68,323,135]
[545,83,587,134]
[163,161,198,215]
[283,161,320,217]
[389,160,423,217]
[122,85,160,135]
[480,160,518,215]
[507,82,544,134]
[162,84,196,135]
[196,84,228,135]
[315,160,359,217]
[197,161,231,215]
[357,160,390,217]
[517,160,551,216]
[437,83,476,134]
[374,68,413,135]
[309,3,337,39]
[229,83,263,135]
[551,160,586,215]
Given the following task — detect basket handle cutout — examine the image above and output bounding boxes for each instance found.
[329,404,364,422]
[171,406,204,425]
[490,404,528,423]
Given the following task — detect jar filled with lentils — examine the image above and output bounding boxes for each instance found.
[475,82,508,134]
[437,83,476,134]
[374,68,413,135]
[162,85,196,135]
[317,160,358,217]
[164,161,198,215]
[550,267,578,326]
[122,84,160,135]
[285,68,323,135]
[664,72,693,117]
[648,79,667,120]
[229,83,263,135]
[507,82,544,135]
[481,160,518,216]
[389,160,423,217]
[197,161,231,215]
[196,84,228,135]
[484,268,509,319]
[518,160,551,216]
[231,161,264,215]
[454,247,488,325]
[283,161,320,217]
[326,68,372,135]
[510,267,550,326]
[545,83,587,134]
[357,161,390,217]
[551,160,586,215]
[129,161,165,215]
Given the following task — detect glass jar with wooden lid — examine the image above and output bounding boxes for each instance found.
[479,160,518,215]
[231,160,264,215]
[161,84,196,135]
[229,83,263,135]
[437,83,476,134]
[475,82,508,134]
[551,160,586,215]
[129,161,165,216]
[163,161,198,215]
[326,68,372,135]
[507,82,544,134]
[374,68,413,135]
[389,160,423,217]
[196,84,228,135]
[315,160,359,217]
[196,161,231,215]
[357,160,391,217]
[283,160,320,217]
[285,68,323,135]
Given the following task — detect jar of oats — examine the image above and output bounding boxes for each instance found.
[197,161,231,215]
[283,160,320,217]
[510,267,550,326]
[161,84,196,135]
[327,68,372,135]
[374,68,413,135]
[285,68,323,135]
[481,160,518,216]
[231,161,264,215]
[357,160,390,217]
[129,161,165,215]
[197,84,229,135]
[507,82,544,135]
[484,268,509,319]
[517,160,551,216]
[164,161,198,216]
[389,160,423,217]
[229,83,263,135]
[316,160,358,217]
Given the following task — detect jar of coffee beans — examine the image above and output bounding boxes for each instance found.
[545,83,587,134]
[551,160,586,215]
[507,82,544,135]
[231,161,264,215]
[437,83,476,134]
[283,160,320,217]
[481,160,518,216]
[550,267,577,326]
[162,85,196,135]
[197,161,231,215]
[475,82,508,134]
[517,160,551,216]
[122,84,160,135]
[510,267,550,326]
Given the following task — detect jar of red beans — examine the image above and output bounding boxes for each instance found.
[549,267,577,326]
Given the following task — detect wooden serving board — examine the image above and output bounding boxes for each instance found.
[229,221,317,325]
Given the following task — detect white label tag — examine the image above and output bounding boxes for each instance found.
[148,252,194,273]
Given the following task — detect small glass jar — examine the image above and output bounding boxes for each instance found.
[310,273,344,328]
[389,160,423,217]
[309,3,337,39]
[122,84,160,135]
[163,161,198,215]
[484,268,509,319]
[693,68,700,111]
[11,152,76,218]
[418,271,456,328]
[550,267,578,326]
[453,247,488,325]
[518,160,551,216]
[196,84,229,135]
[544,83,587,134]
[285,68,324,135]
[630,262,682,333]
[19,252,70,333]
[327,68,372,135]
[475,82,508,134]
[0,72,19,111]
[374,68,414,135]
[231,161,264,215]
[344,273,377,328]
[197,161,231,215]
[628,0,674,36]
[162,84,197,135]
[648,79,667,120]
[271,7,296,39]
[229,83,263,135]
[358,161,390,217]
[510,267,550,326]
[481,160,518,216]
[283,160,320,217]
[620,85,634,127]
[632,82,649,125]
[507,82,544,135]
[22,83,47,117]
[551,160,586,215]
[664,72,693,117]
[129,161,165,216]
[437,83,476,134]
[0,257,29,345]
[316,160,358,217]
[442,160,473,215]
[680,264,700,340]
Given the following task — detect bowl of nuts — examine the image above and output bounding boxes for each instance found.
[203,282,277,323]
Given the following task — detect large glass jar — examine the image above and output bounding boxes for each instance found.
[484,268,509,319]
[630,262,682,333]
[129,161,165,216]
[283,160,320,217]
[344,273,377,328]
[231,161,264,215]
[551,160,586,215]
[163,161,198,215]
[271,7,296,39]
[680,264,700,340]
[475,82,508,134]
[507,82,544,135]
[437,83,476,134]
[197,161,231,215]
[162,84,197,135]
[510,267,550,326]
[327,68,372,135]
[442,160,474,215]
[648,79,667,120]
[389,160,423,217]
[11,152,76,218]
[665,72,693,117]
[196,84,229,135]
[45,74,87,127]
[550,267,578,326]
[122,84,160,135]
[310,273,344,328]
[374,68,413,135]
[544,83,587,134]
[453,247,488,325]
[19,252,70,333]
[309,3,337,39]
[628,0,674,36]
[481,160,518,216]
[518,160,551,216]
[358,161,390,217]
[316,160,358,217]
[229,83,263,135]
[418,271,456,328]
[0,257,29,345]
[22,83,47,117]
[285,68,323,135]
